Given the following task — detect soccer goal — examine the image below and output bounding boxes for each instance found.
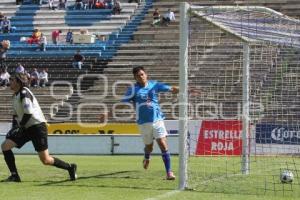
[179,2,300,196]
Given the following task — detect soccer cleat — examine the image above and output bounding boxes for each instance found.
[166,171,176,180]
[68,164,77,181]
[143,159,150,170]
[1,174,21,182]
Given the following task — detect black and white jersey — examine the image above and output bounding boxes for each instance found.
[13,87,46,128]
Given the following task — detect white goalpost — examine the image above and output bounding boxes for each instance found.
[178,2,189,190]
[179,2,300,196]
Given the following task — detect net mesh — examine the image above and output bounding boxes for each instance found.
[186,5,300,196]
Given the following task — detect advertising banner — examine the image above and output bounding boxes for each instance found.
[256,124,300,145]
[195,120,243,155]
[48,123,139,134]
[47,121,191,135]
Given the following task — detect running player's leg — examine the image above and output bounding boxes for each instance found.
[1,139,21,182]
[38,149,77,181]
[140,123,154,169]
[32,123,77,181]
[154,121,175,180]
[1,127,29,182]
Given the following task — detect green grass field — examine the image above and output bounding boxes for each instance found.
[0,155,299,200]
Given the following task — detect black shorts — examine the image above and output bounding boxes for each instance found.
[6,123,48,152]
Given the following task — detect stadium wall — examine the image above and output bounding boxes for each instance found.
[0,134,179,155]
[1,121,299,155]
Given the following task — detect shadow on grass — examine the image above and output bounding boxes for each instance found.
[36,170,174,191]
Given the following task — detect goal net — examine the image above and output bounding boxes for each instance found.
[179,3,300,196]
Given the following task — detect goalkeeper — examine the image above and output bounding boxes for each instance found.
[1,73,77,182]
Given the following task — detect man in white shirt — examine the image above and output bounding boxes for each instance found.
[38,33,47,51]
[162,9,175,26]
[39,68,48,87]
[0,67,10,87]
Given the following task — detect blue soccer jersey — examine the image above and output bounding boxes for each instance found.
[122,80,171,124]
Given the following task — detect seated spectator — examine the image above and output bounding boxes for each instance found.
[39,68,48,87]
[83,0,89,9]
[128,0,140,4]
[74,0,84,10]
[52,29,62,45]
[162,8,175,26]
[104,0,113,9]
[27,29,42,44]
[1,17,11,33]
[16,0,24,5]
[58,0,67,9]
[88,0,94,9]
[30,68,40,87]
[38,33,47,51]
[48,0,56,10]
[0,43,8,69]
[72,50,84,70]
[112,1,121,15]
[66,29,73,44]
[16,63,25,74]
[0,67,10,87]
[151,8,160,26]
[94,0,105,9]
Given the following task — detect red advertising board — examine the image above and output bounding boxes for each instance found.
[196,120,243,155]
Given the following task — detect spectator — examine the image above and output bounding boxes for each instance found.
[38,33,47,51]
[83,0,89,9]
[15,63,25,74]
[104,0,113,9]
[30,68,40,87]
[39,68,48,87]
[66,29,73,44]
[112,1,121,15]
[1,17,11,33]
[151,8,160,26]
[0,45,8,69]
[162,8,175,26]
[128,0,140,4]
[72,50,84,70]
[58,0,67,9]
[94,0,105,9]
[48,0,56,10]
[74,0,83,10]
[52,29,62,45]
[0,67,10,87]
[27,29,42,44]
[16,0,23,5]
[88,0,94,9]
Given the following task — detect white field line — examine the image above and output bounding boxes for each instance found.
[144,173,243,200]
[144,190,181,200]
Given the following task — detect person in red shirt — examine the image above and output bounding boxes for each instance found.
[27,29,41,44]
[51,29,62,45]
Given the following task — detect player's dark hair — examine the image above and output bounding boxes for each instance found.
[132,66,145,75]
[14,73,29,88]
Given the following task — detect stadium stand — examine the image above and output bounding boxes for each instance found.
[1,0,300,123]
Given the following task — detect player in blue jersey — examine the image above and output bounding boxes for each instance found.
[122,66,179,180]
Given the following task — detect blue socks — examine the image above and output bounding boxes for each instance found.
[161,150,171,173]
